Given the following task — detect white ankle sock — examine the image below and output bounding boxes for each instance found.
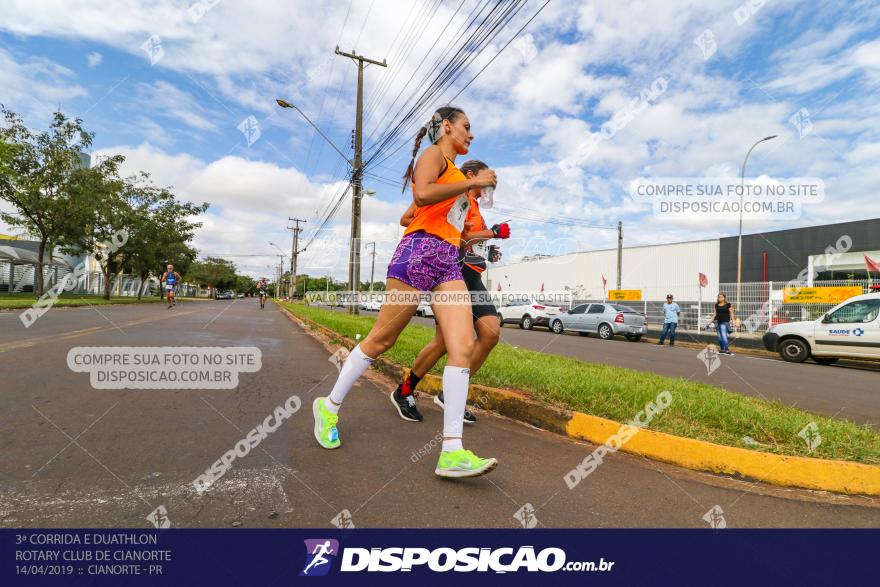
[441,365,470,452]
[326,345,374,414]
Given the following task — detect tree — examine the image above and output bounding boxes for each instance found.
[116,181,207,299]
[188,257,237,297]
[59,155,135,300]
[0,107,94,296]
[234,274,256,295]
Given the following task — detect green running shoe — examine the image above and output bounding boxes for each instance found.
[435,448,497,478]
[313,397,340,449]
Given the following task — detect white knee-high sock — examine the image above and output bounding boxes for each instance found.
[326,345,374,413]
[441,366,470,452]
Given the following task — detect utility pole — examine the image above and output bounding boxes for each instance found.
[277,254,284,299]
[366,241,376,295]
[336,47,386,314]
[288,218,306,299]
[616,221,623,290]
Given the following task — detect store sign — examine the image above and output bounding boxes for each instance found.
[607,289,643,301]
[782,286,862,304]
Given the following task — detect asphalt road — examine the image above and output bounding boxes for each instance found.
[0,301,877,529]
[350,308,880,427]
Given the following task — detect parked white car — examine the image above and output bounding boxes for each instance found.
[763,291,880,363]
[415,300,434,318]
[498,297,564,330]
[550,303,647,341]
[359,299,382,311]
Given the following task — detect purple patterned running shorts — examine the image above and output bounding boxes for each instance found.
[386,231,463,291]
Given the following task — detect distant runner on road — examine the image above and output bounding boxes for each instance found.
[257,278,268,309]
[160,264,182,309]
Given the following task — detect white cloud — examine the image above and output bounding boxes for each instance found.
[86,51,102,67]
[90,142,404,278]
[0,48,88,121]
[133,80,219,132]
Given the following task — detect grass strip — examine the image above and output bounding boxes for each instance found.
[282,302,880,464]
[0,294,203,309]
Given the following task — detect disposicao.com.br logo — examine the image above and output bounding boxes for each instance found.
[300,539,340,577]
[300,542,614,575]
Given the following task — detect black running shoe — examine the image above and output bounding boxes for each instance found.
[390,386,423,422]
[433,393,477,425]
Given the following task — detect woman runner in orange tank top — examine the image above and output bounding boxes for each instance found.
[311,106,500,479]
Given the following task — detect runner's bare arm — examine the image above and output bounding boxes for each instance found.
[460,226,494,246]
[400,203,417,227]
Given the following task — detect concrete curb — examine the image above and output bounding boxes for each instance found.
[281,305,880,497]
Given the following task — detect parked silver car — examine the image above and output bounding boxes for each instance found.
[550,303,647,341]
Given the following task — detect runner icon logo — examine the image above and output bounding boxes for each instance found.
[697,345,722,375]
[300,539,339,577]
[702,505,727,529]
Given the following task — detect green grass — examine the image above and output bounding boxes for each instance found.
[0,293,203,309]
[282,302,880,464]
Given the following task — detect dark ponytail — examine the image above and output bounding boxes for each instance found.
[402,125,428,193]
[402,105,465,192]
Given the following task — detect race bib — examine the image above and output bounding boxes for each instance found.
[471,240,489,259]
[446,194,470,232]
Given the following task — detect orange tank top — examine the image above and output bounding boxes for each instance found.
[463,194,489,273]
[404,157,469,246]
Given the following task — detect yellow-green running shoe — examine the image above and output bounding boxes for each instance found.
[313,397,340,449]
[435,449,497,478]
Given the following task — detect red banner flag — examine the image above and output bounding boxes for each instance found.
[865,254,880,273]
[699,272,709,288]
[601,274,607,288]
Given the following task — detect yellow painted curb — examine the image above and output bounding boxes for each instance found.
[281,304,880,497]
[565,412,880,496]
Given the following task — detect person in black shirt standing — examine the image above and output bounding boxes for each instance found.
[707,293,735,355]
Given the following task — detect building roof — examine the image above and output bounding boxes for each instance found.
[0,240,76,268]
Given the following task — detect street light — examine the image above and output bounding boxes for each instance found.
[736,135,777,312]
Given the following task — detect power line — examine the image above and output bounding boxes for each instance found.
[362,0,468,147]
[490,205,617,230]
[303,0,354,173]
[447,0,551,103]
[360,0,429,124]
[363,0,529,171]
[364,0,550,173]
[363,0,509,161]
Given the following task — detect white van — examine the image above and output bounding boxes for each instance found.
[762,290,880,363]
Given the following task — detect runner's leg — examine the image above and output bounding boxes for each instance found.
[313,278,419,448]
[390,323,446,422]
[469,314,500,374]
[432,279,497,477]
[430,279,474,450]
[411,325,447,380]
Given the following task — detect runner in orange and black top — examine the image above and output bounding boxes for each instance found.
[311,106,501,479]
[390,159,510,424]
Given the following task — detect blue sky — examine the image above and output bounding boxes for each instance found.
[1,0,878,279]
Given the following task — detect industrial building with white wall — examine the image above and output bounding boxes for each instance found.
[484,218,880,334]
[486,218,880,297]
